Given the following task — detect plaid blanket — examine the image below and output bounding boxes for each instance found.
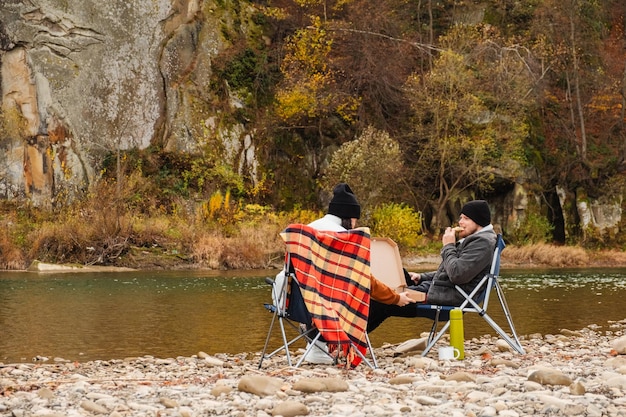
[281,224,371,366]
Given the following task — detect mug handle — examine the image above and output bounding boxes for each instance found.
[453,348,460,359]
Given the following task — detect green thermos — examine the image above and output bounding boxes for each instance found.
[449,308,465,359]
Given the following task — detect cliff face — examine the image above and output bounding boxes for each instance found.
[0,0,258,206]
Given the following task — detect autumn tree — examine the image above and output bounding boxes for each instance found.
[275,8,360,122]
[404,25,535,230]
[320,125,409,212]
[327,0,426,134]
[530,0,613,181]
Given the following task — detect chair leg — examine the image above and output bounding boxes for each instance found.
[364,332,378,369]
[260,316,295,367]
[258,311,279,369]
[426,309,441,345]
[260,314,322,368]
[349,343,376,369]
[294,335,377,369]
[481,313,525,354]
[279,317,294,366]
[491,282,525,354]
[421,308,442,357]
[295,332,325,368]
[421,320,451,357]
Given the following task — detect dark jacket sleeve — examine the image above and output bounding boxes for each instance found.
[419,270,436,282]
[425,230,497,306]
[441,234,495,285]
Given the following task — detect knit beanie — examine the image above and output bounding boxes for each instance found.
[460,200,491,227]
[328,183,361,219]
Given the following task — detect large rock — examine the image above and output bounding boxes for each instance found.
[612,335,626,355]
[527,368,573,386]
[237,375,283,397]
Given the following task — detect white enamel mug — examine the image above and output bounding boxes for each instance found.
[438,346,461,361]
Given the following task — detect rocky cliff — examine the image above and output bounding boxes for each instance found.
[0,0,259,206]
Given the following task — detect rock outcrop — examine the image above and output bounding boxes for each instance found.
[0,0,259,205]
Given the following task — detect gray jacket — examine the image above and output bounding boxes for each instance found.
[414,226,497,306]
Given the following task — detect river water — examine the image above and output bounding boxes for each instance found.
[1,268,625,363]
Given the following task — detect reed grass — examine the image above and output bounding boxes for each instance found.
[1,189,625,270]
[502,244,626,268]
[0,232,25,270]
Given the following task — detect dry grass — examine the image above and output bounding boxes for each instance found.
[2,189,624,271]
[190,221,287,269]
[503,244,591,267]
[0,232,26,269]
[28,215,132,266]
[191,233,226,269]
[586,249,626,267]
[131,215,184,249]
[0,196,310,270]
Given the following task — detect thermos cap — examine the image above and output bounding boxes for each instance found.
[450,308,463,319]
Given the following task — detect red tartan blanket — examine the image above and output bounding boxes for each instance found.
[280,224,371,366]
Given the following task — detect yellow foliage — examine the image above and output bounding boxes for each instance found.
[588,93,622,113]
[275,16,358,123]
[224,189,231,209]
[206,191,224,219]
[276,87,317,120]
[336,97,361,124]
[371,203,423,251]
[293,0,353,12]
[281,17,332,75]
[257,5,288,20]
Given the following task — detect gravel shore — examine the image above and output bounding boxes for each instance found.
[2,321,626,417]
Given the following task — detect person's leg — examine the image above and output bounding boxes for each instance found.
[403,268,413,287]
[301,325,334,364]
[367,300,422,333]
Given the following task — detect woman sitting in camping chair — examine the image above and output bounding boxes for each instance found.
[273,183,414,364]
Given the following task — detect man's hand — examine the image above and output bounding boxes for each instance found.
[395,292,416,307]
[442,227,456,246]
[408,272,420,283]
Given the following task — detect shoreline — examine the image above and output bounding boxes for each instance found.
[9,254,626,274]
[2,322,626,416]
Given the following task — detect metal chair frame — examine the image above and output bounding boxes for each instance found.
[417,234,525,356]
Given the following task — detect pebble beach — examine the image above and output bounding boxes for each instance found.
[2,321,626,417]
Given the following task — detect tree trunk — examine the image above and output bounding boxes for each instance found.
[569,4,587,162]
[428,0,433,70]
[618,65,626,164]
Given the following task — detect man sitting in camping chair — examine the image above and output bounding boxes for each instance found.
[367,200,497,332]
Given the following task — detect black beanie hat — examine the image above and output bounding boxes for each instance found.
[460,200,491,227]
[328,183,361,219]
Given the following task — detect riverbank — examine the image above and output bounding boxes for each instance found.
[2,321,626,416]
[17,244,626,274]
[3,194,625,273]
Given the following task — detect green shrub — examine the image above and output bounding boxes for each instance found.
[370,203,423,251]
[510,211,553,245]
[321,126,409,209]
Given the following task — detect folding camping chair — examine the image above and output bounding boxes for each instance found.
[417,234,525,356]
[258,265,333,368]
[258,224,378,369]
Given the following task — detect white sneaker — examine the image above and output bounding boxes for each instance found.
[303,341,334,365]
